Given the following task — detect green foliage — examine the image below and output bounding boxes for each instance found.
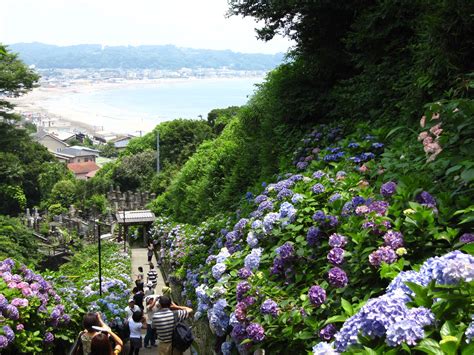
[110,150,156,191]
[0,215,40,267]
[49,180,77,209]
[207,106,241,135]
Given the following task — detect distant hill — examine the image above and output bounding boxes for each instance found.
[8,42,285,70]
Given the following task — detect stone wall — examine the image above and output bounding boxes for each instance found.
[160,259,216,355]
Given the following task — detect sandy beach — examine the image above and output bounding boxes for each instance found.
[10,76,260,136]
[10,79,190,135]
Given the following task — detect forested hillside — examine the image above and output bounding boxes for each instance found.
[8,42,284,70]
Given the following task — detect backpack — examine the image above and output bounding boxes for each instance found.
[172,311,194,352]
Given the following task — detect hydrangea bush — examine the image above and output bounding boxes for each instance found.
[0,258,72,354]
[154,123,473,353]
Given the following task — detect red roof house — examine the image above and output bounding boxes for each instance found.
[67,161,100,180]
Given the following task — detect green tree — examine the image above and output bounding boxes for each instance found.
[0,215,40,267]
[49,180,77,209]
[0,44,39,121]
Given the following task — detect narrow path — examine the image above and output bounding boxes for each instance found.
[130,247,192,355]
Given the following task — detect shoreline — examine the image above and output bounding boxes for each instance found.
[10,76,260,136]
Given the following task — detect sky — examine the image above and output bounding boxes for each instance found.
[0,0,293,54]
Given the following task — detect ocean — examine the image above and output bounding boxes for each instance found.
[42,77,263,134]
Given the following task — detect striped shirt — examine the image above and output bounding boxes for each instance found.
[147,270,158,287]
[151,309,188,342]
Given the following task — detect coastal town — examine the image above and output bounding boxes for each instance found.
[35,68,267,87]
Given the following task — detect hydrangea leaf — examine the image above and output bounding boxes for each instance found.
[414,338,444,355]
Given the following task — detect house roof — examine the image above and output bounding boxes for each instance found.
[116,210,156,224]
[34,132,70,146]
[60,146,99,157]
[67,161,100,174]
[85,169,99,178]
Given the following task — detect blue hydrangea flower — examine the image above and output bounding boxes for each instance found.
[312,170,326,179]
[263,212,280,233]
[246,231,259,248]
[307,226,320,246]
[261,299,279,317]
[328,193,342,203]
[244,248,263,271]
[212,263,226,280]
[385,320,424,346]
[279,202,297,225]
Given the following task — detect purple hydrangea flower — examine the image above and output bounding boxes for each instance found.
[308,285,327,306]
[0,294,8,310]
[296,161,308,170]
[44,332,54,343]
[238,267,252,279]
[312,170,326,179]
[246,323,265,342]
[233,218,248,232]
[415,191,437,209]
[11,298,28,308]
[258,200,274,212]
[368,200,390,215]
[329,234,347,248]
[386,270,430,296]
[261,299,278,317]
[254,194,267,204]
[277,188,294,200]
[312,183,326,194]
[319,324,337,341]
[3,326,14,344]
[328,267,348,288]
[327,248,345,266]
[383,230,404,249]
[369,246,397,267]
[328,193,342,203]
[460,233,474,244]
[270,257,284,275]
[312,210,326,222]
[231,323,247,341]
[307,226,320,246]
[276,242,294,261]
[251,219,263,230]
[4,304,19,320]
[380,182,397,198]
[0,335,8,349]
[236,281,251,301]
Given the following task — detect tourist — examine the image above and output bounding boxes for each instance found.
[135,266,144,288]
[147,263,158,291]
[124,299,141,320]
[152,296,193,355]
[129,310,147,355]
[89,329,123,355]
[143,296,158,348]
[132,286,145,310]
[144,281,154,297]
[73,312,122,355]
[147,241,154,264]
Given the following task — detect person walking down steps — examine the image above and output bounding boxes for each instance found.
[147,263,158,292]
[147,241,154,264]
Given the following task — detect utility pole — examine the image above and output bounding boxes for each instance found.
[156,131,160,173]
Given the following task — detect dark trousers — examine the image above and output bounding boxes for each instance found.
[144,324,156,346]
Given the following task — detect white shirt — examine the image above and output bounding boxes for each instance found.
[129,319,143,339]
